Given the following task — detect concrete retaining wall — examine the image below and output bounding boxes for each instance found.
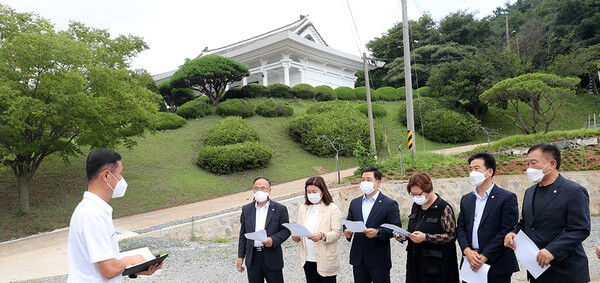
[144,171,600,241]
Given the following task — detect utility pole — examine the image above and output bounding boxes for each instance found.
[505,15,510,51]
[401,0,415,154]
[363,52,376,152]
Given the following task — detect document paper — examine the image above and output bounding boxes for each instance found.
[460,256,490,283]
[282,223,312,237]
[513,231,550,279]
[381,223,410,237]
[119,247,156,267]
[343,220,368,233]
[244,229,268,242]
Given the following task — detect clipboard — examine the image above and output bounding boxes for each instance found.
[122,254,168,276]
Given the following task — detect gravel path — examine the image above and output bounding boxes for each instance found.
[25,217,600,283]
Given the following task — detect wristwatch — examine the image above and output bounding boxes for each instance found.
[320,232,326,241]
[376,229,381,237]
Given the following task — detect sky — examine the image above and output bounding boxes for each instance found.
[2,0,514,76]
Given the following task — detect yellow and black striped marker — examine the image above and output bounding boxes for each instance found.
[407,130,413,150]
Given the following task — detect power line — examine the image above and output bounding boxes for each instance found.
[339,0,364,55]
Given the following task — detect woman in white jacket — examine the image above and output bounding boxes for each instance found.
[291,176,343,283]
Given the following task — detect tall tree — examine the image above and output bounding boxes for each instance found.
[157,81,195,111]
[0,5,159,213]
[169,55,249,105]
[480,73,580,134]
[547,44,600,94]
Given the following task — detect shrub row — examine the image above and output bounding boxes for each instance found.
[203,117,260,146]
[216,99,255,118]
[255,99,294,117]
[176,100,211,119]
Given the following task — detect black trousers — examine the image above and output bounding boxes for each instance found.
[352,264,391,283]
[247,249,284,283]
[303,261,336,283]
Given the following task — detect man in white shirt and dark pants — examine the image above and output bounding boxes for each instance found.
[68,148,161,282]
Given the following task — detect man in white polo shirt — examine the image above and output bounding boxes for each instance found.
[68,148,161,282]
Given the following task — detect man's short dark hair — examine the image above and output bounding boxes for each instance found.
[361,167,382,180]
[468,152,497,177]
[86,148,121,182]
[528,143,561,169]
[253,177,271,187]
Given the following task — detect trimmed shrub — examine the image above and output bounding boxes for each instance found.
[306,100,357,115]
[376,87,401,101]
[216,99,255,118]
[354,87,378,101]
[398,97,444,128]
[396,86,407,100]
[421,109,479,143]
[415,86,433,97]
[292,83,317,100]
[288,110,383,156]
[203,116,260,146]
[335,86,356,100]
[315,85,337,101]
[356,103,388,118]
[196,95,211,104]
[156,112,187,130]
[197,141,273,174]
[241,83,268,98]
[267,83,292,98]
[255,99,294,117]
[224,86,244,99]
[120,123,144,137]
[176,100,211,119]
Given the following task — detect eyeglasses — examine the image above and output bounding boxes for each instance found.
[253,186,269,192]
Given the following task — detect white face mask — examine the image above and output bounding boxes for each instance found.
[469,170,489,187]
[413,193,429,205]
[307,193,322,204]
[107,171,127,198]
[253,191,269,202]
[526,160,553,184]
[360,181,376,195]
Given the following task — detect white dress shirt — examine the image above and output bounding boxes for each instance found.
[362,191,380,223]
[304,204,320,262]
[254,200,270,247]
[471,183,494,249]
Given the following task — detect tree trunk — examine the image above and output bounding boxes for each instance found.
[16,170,34,214]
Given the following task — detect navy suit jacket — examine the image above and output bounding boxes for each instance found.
[513,174,590,282]
[345,191,401,269]
[237,200,291,270]
[456,184,519,275]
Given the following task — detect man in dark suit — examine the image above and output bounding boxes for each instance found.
[457,153,519,283]
[344,167,401,283]
[505,143,590,283]
[236,177,291,283]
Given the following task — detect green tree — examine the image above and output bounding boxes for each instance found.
[157,80,195,111]
[547,44,600,94]
[0,5,158,213]
[438,10,492,48]
[170,55,249,105]
[480,73,580,134]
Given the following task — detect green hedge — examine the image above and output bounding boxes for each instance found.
[396,86,407,100]
[292,83,317,100]
[224,86,244,99]
[355,87,378,101]
[398,97,444,128]
[267,83,292,98]
[288,110,383,156]
[376,87,401,101]
[156,112,187,130]
[421,109,478,143]
[255,99,294,117]
[315,85,337,101]
[242,83,268,98]
[197,141,273,174]
[203,116,260,146]
[215,99,255,118]
[356,103,388,118]
[196,95,211,104]
[306,100,357,115]
[414,86,433,97]
[335,86,357,100]
[175,100,211,119]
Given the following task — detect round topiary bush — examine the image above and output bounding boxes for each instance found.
[414,86,433,97]
[354,87,378,101]
[203,116,260,146]
[224,86,244,99]
[315,85,337,101]
[306,100,357,115]
[292,83,317,100]
[335,86,357,100]
[215,99,255,118]
[376,87,401,101]
[195,95,211,104]
[288,110,383,156]
[421,109,478,143]
[175,100,212,119]
[197,141,273,174]
[241,83,268,98]
[255,99,294,117]
[155,112,187,130]
[398,97,444,128]
[396,87,407,100]
[267,83,292,98]
[356,103,388,118]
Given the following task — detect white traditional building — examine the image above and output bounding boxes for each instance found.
[153,16,366,89]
